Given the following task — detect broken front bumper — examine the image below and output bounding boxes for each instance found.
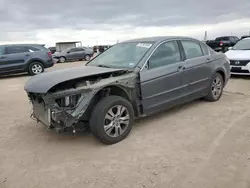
[28,92,92,132]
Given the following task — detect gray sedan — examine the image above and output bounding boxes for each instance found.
[25,36,230,144]
[53,47,93,63]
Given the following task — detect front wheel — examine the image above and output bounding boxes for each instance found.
[89,96,134,145]
[204,73,224,102]
[84,54,91,61]
[59,56,66,63]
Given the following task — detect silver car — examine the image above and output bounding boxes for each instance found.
[25,36,230,144]
[53,47,93,63]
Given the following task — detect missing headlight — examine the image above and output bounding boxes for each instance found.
[55,94,81,108]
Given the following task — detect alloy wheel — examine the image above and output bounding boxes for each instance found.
[211,76,222,99]
[59,57,66,63]
[31,64,43,75]
[104,105,130,137]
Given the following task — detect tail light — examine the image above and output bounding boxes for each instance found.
[220,41,223,46]
[48,51,52,58]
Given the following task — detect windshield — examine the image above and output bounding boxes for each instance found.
[233,39,250,50]
[87,42,154,68]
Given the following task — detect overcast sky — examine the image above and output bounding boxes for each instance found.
[1,0,250,46]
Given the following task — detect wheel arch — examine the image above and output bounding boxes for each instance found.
[214,68,226,86]
[82,84,139,121]
[25,58,45,71]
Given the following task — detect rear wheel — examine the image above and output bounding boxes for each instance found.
[204,73,224,102]
[28,62,44,75]
[89,96,134,145]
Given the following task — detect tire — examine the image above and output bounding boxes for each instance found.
[59,56,66,63]
[84,54,91,61]
[204,73,224,102]
[28,62,44,75]
[89,95,134,145]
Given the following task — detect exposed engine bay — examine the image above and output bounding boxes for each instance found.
[26,69,137,134]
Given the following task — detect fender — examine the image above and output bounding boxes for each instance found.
[25,58,46,70]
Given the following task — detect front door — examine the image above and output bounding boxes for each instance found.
[180,40,212,97]
[139,40,185,114]
[0,46,28,73]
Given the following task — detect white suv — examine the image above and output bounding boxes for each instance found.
[225,38,250,75]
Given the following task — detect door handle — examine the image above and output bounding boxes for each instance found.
[0,56,6,59]
[206,58,211,62]
[177,66,185,71]
[25,54,30,56]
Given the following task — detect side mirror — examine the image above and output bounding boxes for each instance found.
[145,60,150,69]
[67,51,70,54]
[228,47,233,50]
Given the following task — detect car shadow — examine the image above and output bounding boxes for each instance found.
[230,74,250,80]
[0,73,29,79]
[31,99,203,147]
[134,99,202,128]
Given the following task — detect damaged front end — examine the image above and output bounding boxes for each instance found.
[26,69,137,134]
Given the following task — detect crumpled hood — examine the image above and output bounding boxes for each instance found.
[24,65,126,93]
[225,50,250,60]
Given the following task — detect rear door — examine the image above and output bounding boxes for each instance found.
[0,45,31,73]
[180,40,212,97]
[140,40,185,114]
[67,48,85,60]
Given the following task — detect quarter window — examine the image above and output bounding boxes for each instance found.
[200,43,209,56]
[149,41,181,69]
[181,40,203,59]
[27,46,40,52]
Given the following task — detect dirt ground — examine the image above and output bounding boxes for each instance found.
[0,62,250,188]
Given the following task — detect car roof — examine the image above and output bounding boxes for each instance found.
[120,36,199,43]
[242,37,250,40]
[0,44,45,47]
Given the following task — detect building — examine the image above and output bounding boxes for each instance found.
[55,41,82,52]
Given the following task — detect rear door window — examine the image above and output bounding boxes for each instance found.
[181,40,204,59]
[149,40,181,69]
[69,48,83,52]
[6,46,30,54]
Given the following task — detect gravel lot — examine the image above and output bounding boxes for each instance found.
[0,62,250,188]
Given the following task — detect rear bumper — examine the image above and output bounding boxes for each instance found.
[44,59,54,68]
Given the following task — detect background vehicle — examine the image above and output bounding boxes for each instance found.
[240,35,250,40]
[225,37,250,75]
[48,47,56,54]
[25,36,230,144]
[53,47,93,63]
[0,44,54,75]
[206,36,239,52]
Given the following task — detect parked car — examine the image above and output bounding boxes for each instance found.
[240,35,250,40]
[206,36,239,52]
[0,44,54,75]
[48,47,56,54]
[225,37,250,75]
[53,47,93,63]
[24,36,230,144]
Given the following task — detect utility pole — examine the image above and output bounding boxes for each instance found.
[204,31,207,41]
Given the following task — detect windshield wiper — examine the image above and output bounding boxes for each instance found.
[97,64,111,68]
